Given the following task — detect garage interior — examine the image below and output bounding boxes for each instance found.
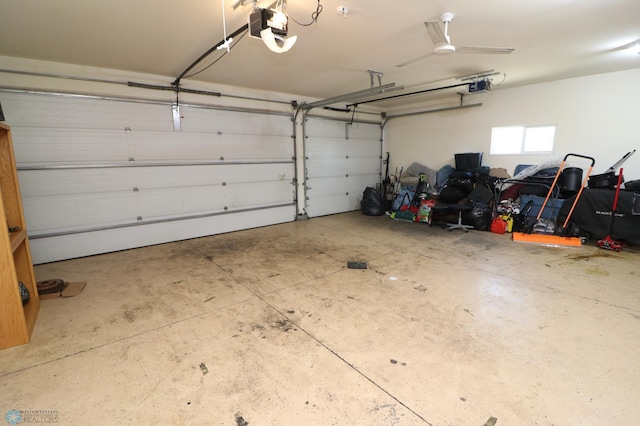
[1,1,639,424]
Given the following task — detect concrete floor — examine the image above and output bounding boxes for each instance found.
[1,212,639,425]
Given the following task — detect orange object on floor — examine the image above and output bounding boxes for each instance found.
[512,232,582,247]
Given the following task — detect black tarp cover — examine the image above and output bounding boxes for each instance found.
[559,188,640,244]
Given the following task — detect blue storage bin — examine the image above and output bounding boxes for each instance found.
[520,195,566,220]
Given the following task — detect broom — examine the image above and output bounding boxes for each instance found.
[513,153,595,247]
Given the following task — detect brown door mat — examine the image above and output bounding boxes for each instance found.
[37,281,87,300]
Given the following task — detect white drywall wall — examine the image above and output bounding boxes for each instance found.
[385,69,640,182]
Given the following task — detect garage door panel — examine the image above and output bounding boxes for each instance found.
[19,169,141,197]
[306,158,349,177]
[224,180,294,208]
[1,91,296,262]
[305,138,350,157]
[306,196,350,217]
[306,188,363,217]
[345,122,381,139]
[24,193,142,233]
[11,128,293,165]
[304,120,345,138]
[28,205,294,264]
[305,120,380,140]
[307,141,380,160]
[24,178,294,235]
[136,188,224,218]
[305,118,381,217]
[131,164,294,190]
[11,128,128,163]
[126,132,293,161]
[346,174,379,192]
[153,180,292,214]
[18,164,294,199]
[1,93,173,131]
[306,175,373,198]
[344,140,382,156]
[182,107,291,136]
[348,158,381,176]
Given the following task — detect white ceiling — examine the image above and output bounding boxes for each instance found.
[1,0,639,108]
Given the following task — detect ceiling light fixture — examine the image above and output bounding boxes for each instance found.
[249,0,297,53]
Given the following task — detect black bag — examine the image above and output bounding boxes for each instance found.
[439,186,466,204]
[439,172,474,203]
[361,187,386,216]
[512,200,534,233]
[469,201,492,231]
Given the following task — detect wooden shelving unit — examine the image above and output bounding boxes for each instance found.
[1,122,40,350]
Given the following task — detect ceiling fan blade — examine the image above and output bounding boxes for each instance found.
[425,21,448,45]
[456,46,515,55]
[394,52,435,68]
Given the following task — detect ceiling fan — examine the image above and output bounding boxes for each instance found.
[395,12,515,67]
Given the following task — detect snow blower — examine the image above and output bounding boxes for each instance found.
[597,168,627,252]
[513,153,595,247]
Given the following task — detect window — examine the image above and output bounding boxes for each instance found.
[491,124,556,155]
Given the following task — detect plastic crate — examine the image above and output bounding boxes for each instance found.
[520,195,566,220]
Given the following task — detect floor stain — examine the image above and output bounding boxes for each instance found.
[250,323,265,332]
[484,417,498,426]
[567,253,616,261]
[586,268,610,276]
[122,302,154,323]
[372,403,401,425]
[272,318,294,332]
[235,414,248,426]
[199,362,209,375]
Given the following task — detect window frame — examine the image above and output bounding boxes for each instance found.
[490,124,557,155]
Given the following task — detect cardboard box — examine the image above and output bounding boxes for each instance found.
[39,282,86,300]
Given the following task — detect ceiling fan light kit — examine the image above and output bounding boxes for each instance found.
[433,43,456,55]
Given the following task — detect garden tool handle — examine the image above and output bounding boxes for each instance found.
[564,153,595,167]
[560,154,596,229]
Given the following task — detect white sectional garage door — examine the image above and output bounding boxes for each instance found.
[304,117,382,217]
[0,92,295,264]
